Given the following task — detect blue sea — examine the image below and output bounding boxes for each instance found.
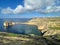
[0,18,41,35]
[0,18,31,32]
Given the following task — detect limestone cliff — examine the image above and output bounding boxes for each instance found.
[26,17,60,36]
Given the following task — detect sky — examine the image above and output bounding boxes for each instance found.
[0,0,60,18]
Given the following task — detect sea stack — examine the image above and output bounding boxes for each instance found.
[3,21,15,27]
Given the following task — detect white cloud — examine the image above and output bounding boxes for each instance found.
[1,0,60,14]
[1,7,13,14]
[13,5,25,14]
[39,6,60,13]
[1,5,25,14]
[25,0,42,9]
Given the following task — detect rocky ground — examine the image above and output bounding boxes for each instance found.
[0,32,60,45]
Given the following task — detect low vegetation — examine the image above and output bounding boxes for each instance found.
[0,32,60,45]
[49,26,60,30]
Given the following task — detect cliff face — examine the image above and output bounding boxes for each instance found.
[26,18,48,30]
[25,17,60,36]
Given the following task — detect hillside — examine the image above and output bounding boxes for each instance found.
[0,32,60,45]
[25,17,60,36]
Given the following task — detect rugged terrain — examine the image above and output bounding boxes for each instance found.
[25,17,60,36]
[0,17,60,45]
[0,32,60,45]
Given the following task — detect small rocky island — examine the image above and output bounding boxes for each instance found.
[4,21,15,27]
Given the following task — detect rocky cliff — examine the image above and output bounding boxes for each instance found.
[25,17,60,36]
